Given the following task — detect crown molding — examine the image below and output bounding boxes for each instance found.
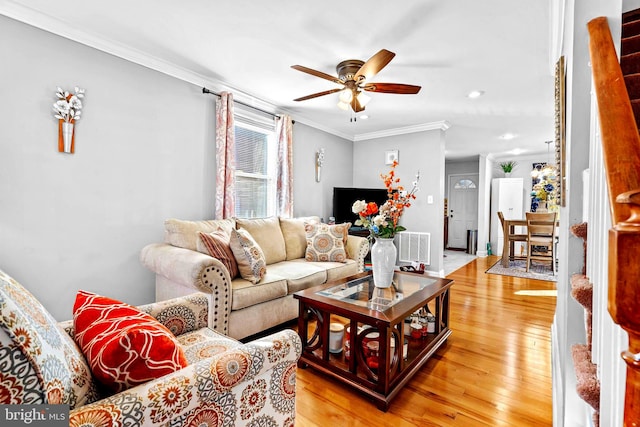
[1,1,444,143]
[289,114,353,141]
[0,0,281,115]
[353,120,451,141]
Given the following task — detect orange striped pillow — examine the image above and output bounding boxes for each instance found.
[73,291,188,393]
[197,230,239,279]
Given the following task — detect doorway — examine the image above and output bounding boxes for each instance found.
[447,174,479,250]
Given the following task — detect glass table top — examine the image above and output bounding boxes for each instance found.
[316,272,440,311]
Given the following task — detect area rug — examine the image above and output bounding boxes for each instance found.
[485,259,557,282]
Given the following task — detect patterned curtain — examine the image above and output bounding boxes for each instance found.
[275,114,294,217]
[215,92,235,219]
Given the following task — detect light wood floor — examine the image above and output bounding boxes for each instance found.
[294,256,556,426]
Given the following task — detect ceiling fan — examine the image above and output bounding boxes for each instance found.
[291,49,421,113]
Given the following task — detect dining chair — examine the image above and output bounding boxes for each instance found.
[525,211,558,274]
[497,211,527,262]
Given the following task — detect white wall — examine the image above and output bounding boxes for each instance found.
[353,130,446,273]
[0,15,217,320]
[0,15,359,321]
[556,0,625,425]
[292,123,353,220]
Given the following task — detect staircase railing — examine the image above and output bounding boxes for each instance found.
[588,16,640,425]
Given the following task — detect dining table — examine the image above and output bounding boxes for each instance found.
[500,217,559,267]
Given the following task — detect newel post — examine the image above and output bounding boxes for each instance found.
[609,191,640,426]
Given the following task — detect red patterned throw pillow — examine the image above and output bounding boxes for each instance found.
[73,290,188,393]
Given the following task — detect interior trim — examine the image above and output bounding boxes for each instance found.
[0,1,450,142]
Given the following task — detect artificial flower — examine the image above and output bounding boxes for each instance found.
[53,86,85,122]
[352,161,419,239]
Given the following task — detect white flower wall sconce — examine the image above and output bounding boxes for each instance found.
[315,148,325,182]
[52,87,85,153]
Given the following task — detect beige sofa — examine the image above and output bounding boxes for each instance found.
[141,216,369,340]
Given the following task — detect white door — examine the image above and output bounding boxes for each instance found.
[448,174,479,249]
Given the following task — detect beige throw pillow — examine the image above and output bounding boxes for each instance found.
[235,217,286,264]
[304,222,351,263]
[229,228,267,284]
[280,216,321,260]
[164,218,236,251]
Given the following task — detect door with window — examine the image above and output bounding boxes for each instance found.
[447,174,479,249]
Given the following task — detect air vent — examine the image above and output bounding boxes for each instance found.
[397,232,431,265]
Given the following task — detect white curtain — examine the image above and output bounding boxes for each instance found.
[215,92,235,219]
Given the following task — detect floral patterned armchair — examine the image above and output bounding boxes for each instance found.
[0,269,301,426]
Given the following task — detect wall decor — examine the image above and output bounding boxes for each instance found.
[315,148,325,182]
[385,149,399,165]
[554,56,566,206]
[52,86,85,153]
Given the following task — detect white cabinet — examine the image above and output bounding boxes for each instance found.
[490,178,524,256]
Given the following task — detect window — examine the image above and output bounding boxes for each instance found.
[453,179,477,189]
[234,108,277,218]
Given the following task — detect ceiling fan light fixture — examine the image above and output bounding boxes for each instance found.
[337,101,350,111]
[339,89,353,103]
[356,91,371,107]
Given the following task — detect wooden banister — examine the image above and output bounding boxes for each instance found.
[588,16,640,426]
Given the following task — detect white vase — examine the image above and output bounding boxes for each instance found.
[537,201,548,212]
[370,237,397,288]
[62,122,74,153]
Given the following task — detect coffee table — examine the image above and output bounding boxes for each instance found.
[293,270,453,411]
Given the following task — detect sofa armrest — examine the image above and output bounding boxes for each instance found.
[59,292,211,339]
[69,329,302,427]
[140,243,233,335]
[346,235,369,272]
[138,292,210,336]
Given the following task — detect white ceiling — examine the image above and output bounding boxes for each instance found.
[2,0,556,161]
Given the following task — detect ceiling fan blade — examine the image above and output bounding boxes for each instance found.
[354,49,396,82]
[362,82,422,94]
[293,88,343,102]
[291,65,343,85]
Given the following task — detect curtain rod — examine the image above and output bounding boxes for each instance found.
[202,87,277,118]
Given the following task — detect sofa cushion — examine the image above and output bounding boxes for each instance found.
[0,270,98,408]
[177,327,241,364]
[267,261,327,293]
[197,230,239,279]
[304,222,351,263]
[231,276,288,310]
[73,290,189,393]
[279,216,321,260]
[236,217,287,264]
[289,258,359,282]
[164,218,236,251]
[229,228,267,284]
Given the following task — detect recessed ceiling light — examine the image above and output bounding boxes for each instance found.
[467,90,485,99]
[360,115,369,120]
[499,133,517,140]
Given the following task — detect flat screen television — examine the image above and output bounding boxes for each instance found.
[332,187,389,227]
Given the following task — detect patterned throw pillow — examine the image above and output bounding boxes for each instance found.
[73,290,189,393]
[197,230,239,279]
[0,269,98,408]
[229,228,267,284]
[304,222,351,263]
